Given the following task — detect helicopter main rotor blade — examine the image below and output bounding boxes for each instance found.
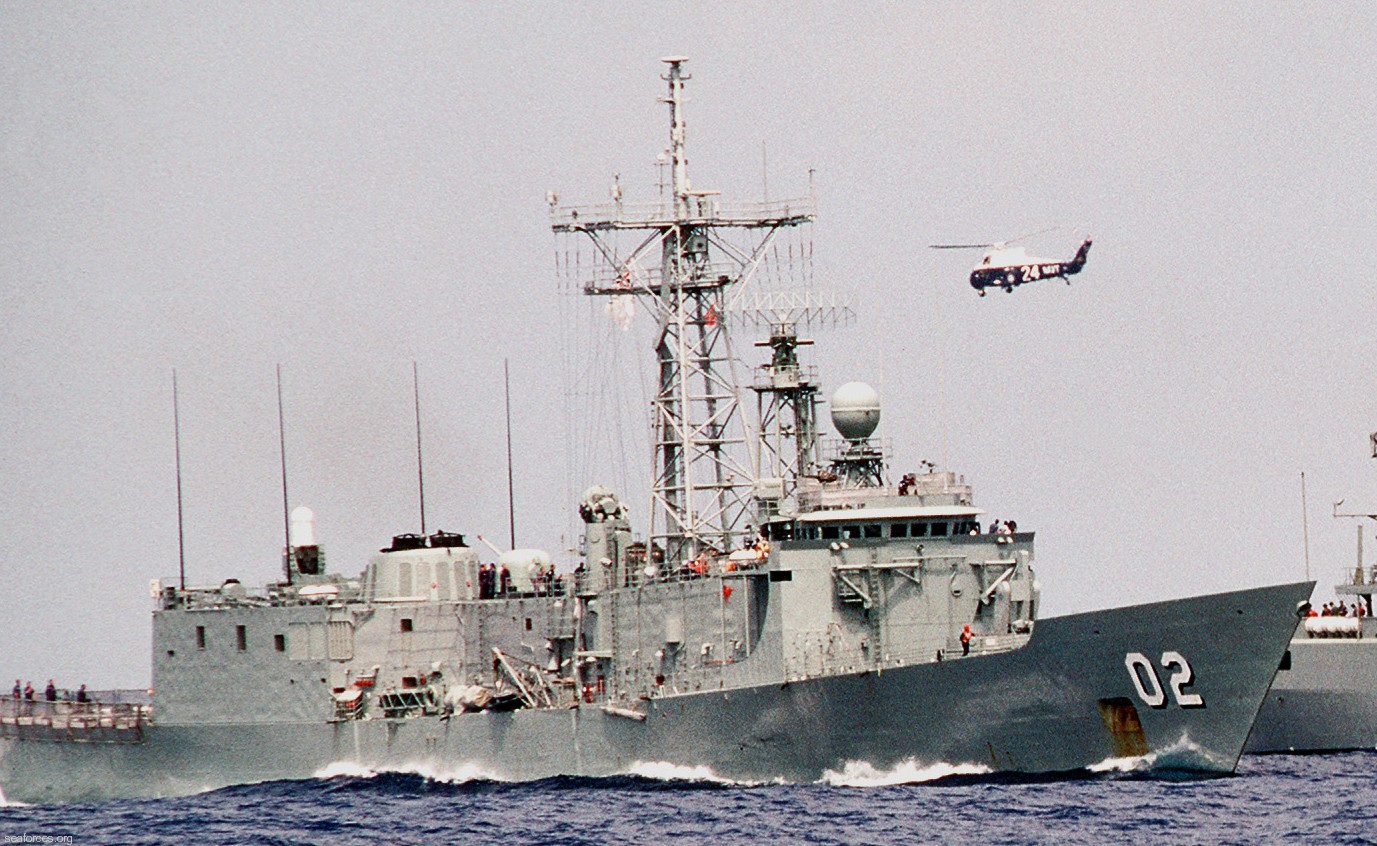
[929,243,993,250]
[1005,225,1059,246]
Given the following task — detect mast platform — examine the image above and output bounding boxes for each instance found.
[549,196,815,233]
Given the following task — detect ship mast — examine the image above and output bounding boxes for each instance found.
[551,57,815,564]
[731,290,853,515]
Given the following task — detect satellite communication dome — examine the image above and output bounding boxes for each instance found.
[830,381,881,441]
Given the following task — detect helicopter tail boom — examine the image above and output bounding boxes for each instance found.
[1066,238,1093,273]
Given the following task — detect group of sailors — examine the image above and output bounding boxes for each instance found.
[9,679,89,705]
[681,534,771,578]
[476,562,561,599]
[476,562,511,599]
[1312,601,1367,618]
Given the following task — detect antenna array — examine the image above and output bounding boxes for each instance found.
[550,58,816,563]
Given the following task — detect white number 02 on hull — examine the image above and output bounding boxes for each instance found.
[1124,651,1206,709]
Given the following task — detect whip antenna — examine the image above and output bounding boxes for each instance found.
[277,364,291,568]
[173,368,186,590]
[505,358,516,549]
[414,360,427,536]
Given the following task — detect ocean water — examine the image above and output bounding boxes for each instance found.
[2,752,1374,846]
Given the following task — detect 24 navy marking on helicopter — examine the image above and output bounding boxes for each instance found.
[933,236,1093,296]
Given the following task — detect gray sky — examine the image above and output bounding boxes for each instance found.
[4,4,1376,688]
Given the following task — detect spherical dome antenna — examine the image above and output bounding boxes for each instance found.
[830,381,880,441]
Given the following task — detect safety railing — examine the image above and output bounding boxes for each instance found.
[550,196,816,231]
[0,695,150,743]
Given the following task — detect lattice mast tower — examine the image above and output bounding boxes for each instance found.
[731,292,854,516]
[550,57,814,564]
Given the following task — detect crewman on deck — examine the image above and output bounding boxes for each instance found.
[960,625,972,656]
[689,552,709,576]
[44,679,56,701]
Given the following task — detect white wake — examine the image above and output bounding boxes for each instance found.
[1087,732,1230,776]
[312,760,507,784]
[821,759,992,786]
[623,760,761,785]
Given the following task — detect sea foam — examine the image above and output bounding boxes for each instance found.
[623,760,759,785]
[820,758,992,786]
[1087,732,1228,776]
[312,760,507,784]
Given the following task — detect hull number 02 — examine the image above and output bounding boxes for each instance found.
[1124,651,1205,709]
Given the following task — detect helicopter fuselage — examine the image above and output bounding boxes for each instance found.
[970,238,1092,295]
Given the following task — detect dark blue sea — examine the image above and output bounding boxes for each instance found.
[3,753,1374,845]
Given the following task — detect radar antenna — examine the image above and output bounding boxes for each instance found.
[725,291,854,517]
[550,58,816,563]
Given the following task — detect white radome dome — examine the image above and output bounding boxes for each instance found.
[831,381,880,441]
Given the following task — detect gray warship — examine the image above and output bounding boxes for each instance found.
[1247,436,1377,753]
[1,59,1311,804]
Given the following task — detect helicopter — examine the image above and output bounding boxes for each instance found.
[932,234,1093,296]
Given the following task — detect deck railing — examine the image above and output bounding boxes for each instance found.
[0,694,151,743]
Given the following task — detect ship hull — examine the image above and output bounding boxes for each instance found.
[1245,635,1377,753]
[0,582,1308,804]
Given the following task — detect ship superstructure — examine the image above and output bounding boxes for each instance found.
[0,58,1310,804]
[1247,436,1377,753]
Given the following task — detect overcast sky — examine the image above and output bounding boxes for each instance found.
[4,4,1376,688]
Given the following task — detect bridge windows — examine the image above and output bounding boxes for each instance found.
[764,522,794,542]
[806,519,973,540]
